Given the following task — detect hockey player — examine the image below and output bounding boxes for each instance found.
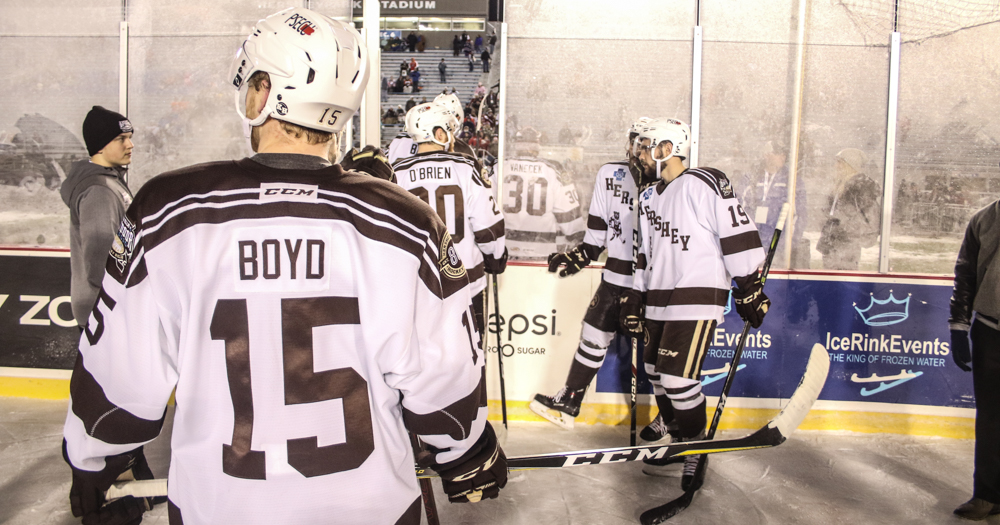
[621,118,769,488]
[394,102,507,334]
[388,93,477,165]
[502,127,586,260]
[530,117,678,442]
[61,9,506,525]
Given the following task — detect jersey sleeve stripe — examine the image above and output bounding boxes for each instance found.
[402,372,486,441]
[636,253,648,270]
[70,354,166,444]
[603,257,632,276]
[564,231,585,244]
[646,287,729,308]
[686,169,723,195]
[553,209,579,224]
[587,214,608,231]
[507,230,557,243]
[473,220,506,244]
[467,262,484,285]
[720,230,764,256]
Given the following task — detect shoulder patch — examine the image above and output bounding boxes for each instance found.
[109,215,137,275]
[438,231,467,281]
[686,167,735,198]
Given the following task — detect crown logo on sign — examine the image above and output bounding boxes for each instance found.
[854,290,911,326]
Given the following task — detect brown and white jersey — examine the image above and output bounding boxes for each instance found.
[634,167,765,323]
[394,151,505,295]
[387,131,418,165]
[63,158,488,525]
[582,160,637,288]
[501,156,585,260]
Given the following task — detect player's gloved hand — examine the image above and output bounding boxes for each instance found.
[951,329,972,372]
[732,270,771,329]
[484,248,508,274]
[340,145,396,183]
[619,289,644,336]
[64,442,160,525]
[434,423,508,503]
[547,245,591,277]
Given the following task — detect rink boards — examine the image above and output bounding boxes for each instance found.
[0,250,974,438]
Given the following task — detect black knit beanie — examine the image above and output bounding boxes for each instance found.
[83,106,133,156]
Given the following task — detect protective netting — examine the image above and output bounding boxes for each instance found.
[839,0,1000,43]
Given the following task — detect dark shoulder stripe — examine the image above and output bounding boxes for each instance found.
[685,167,736,199]
[720,230,763,256]
[393,152,475,171]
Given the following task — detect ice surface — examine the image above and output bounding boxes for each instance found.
[0,397,975,524]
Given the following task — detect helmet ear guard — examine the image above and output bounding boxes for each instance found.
[635,118,690,176]
[405,103,459,148]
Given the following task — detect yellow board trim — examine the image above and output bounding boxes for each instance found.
[0,377,70,400]
[488,400,975,440]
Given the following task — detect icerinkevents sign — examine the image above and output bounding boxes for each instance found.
[352,0,488,16]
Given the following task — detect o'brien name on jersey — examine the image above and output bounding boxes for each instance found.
[409,166,452,182]
[234,183,332,293]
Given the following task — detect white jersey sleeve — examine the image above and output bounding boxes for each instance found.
[387,132,417,165]
[582,161,636,287]
[63,160,487,525]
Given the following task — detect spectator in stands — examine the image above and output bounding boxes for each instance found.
[409,57,419,72]
[816,148,881,270]
[417,33,426,52]
[475,34,483,53]
[381,75,389,96]
[489,31,497,54]
[464,40,473,59]
[383,106,398,125]
[439,59,448,83]
[395,105,406,119]
[453,35,462,56]
[405,97,417,112]
[462,31,469,45]
[411,68,421,92]
[399,59,408,77]
[481,49,491,73]
[474,82,486,98]
[468,53,476,72]
[450,86,459,96]
[738,140,809,268]
[406,31,417,52]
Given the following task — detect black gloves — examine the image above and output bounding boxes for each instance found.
[951,329,972,372]
[64,442,161,525]
[341,145,396,183]
[547,245,591,277]
[732,270,771,329]
[619,289,644,336]
[434,423,508,503]
[484,248,508,274]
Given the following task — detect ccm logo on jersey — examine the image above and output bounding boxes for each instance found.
[259,183,319,202]
[644,209,691,250]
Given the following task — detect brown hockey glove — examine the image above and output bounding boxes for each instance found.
[547,245,591,277]
[341,145,396,183]
[484,247,508,274]
[433,423,508,503]
[732,270,771,329]
[618,289,645,336]
[64,441,161,525]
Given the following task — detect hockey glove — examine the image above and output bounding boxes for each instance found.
[434,423,508,503]
[619,289,645,336]
[484,247,508,274]
[64,442,161,525]
[732,270,771,329]
[547,245,591,277]
[341,145,396,183]
[951,329,972,372]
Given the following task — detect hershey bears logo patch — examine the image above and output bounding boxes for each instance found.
[109,216,137,274]
[719,177,735,198]
[438,231,466,280]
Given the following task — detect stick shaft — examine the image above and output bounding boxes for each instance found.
[492,274,507,427]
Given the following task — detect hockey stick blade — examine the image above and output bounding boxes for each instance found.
[638,343,830,524]
[105,345,829,500]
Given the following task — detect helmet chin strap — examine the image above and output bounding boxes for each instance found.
[431,129,453,149]
[652,143,674,181]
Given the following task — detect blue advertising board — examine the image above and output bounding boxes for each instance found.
[596,275,974,409]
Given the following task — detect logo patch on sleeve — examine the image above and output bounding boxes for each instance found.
[109,216,137,273]
[438,231,467,280]
[719,177,735,198]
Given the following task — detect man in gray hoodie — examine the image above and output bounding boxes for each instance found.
[60,106,134,329]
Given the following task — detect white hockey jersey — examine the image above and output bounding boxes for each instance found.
[501,156,585,260]
[634,167,765,323]
[581,160,638,288]
[63,158,489,525]
[394,151,505,295]
[387,131,417,165]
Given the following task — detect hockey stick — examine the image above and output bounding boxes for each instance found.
[106,342,829,501]
[639,203,791,525]
[411,433,441,525]
[493,274,508,431]
[628,181,653,446]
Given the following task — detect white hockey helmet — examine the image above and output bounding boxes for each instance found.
[229,8,370,134]
[629,117,652,141]
[634,118,691,162]
[405,103,459,148]
[434,93,464,134]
